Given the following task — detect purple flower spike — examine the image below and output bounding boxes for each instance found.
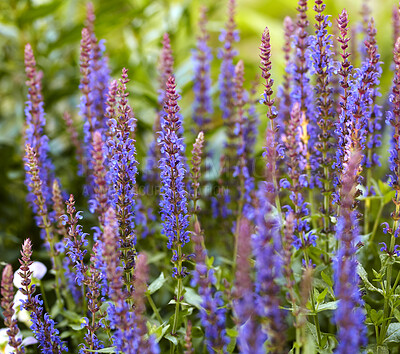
[234,218,266,354]
[333,151,366,353]
[18,239,68,354]
[333,9,353,195]
[191,221,228,352]
[218,0,239,121]
[1,264,24,354]
[192,7,213,132]
[24,44,54,213]
[252,183,286,352]
[158,76,190,277]
[107,69,138,282]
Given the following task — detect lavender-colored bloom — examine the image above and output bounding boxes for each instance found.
[233,61,254,217]
[158,76,190,277]
[260,26,284,206]
[18,239,67,354]
[191,221,228,352]
[79,24,110,193]
[63,195,88,287]
[218,0,239,121]
[244,79,260,170]
[290,0,317,159]
[252,183,286,352]
[233,218,266,354]
[309,0,336,242]
[363,19,382,171]
[89,130,110,223]
[62,257,81,303]
[107,69,137,278]
[23,44,54,213]
[142,33,175,237]
[192,7,213,131]
[89,38,110,135]
[102,208,157,354]
[281,103,313,248]
[333,9,353,195]
[1,264,25,354]
[333,151,366,353]
[277,16,295,126]
[79,245,104,353]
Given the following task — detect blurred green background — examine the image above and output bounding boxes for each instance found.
[0,0,395,262]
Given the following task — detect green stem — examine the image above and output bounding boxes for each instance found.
[170,217,183,354]
[369,199,384,246]
[42,218,62,305]
[364,168,372,235]
[147,293,163,324]
[380,234,396,344]
[39,280,50,314]
[232,186,245,274]
[299,233,322,348]
[323,163,331,262]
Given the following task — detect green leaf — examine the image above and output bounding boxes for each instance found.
[184,287,202,309]
[227,336,237,353]
[357,264,383,294]
[317,288,328,303]
[370,309,384,326]
[394,309,400,323]
[316,300,338,312]
[321,271,333,288]
[367,344,389,354]
[385,323,400,343]
[61,309,83,322]
[147,272,166,295]
[226,327,238,337]
[150,323,170,343]
[68,323,84,331]
[165,334,178,346]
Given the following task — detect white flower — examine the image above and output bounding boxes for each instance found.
[13,261,47,289]
[17,308,32,326]
[0,329,8,345]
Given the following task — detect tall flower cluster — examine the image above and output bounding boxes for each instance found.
[107,69,138,284]
[18,239,67,354]
[89,130,109,222]
[252,184,286,352]
[281,103,315,249]
[260,26,283,207]
[63,194,88,287]
[233,218,266,354]
[291,0,316,154]
[278,16,295,125]
[1,264,24,354]
[24,44,54,211]
[233,60,254,217]
[363,19,382,171]
[310,0,336,245]
[333,151,366,353]
[334,9,353,196]
[86,3,110,135]
[192,6,213,131]
[158,76,190,276]
[191,220,228,352]
[102,209,147,353]
[218,0,239,121]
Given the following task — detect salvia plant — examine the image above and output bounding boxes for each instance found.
[6,0,400,353]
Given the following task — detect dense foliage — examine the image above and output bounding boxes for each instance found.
[3,0,400,353]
